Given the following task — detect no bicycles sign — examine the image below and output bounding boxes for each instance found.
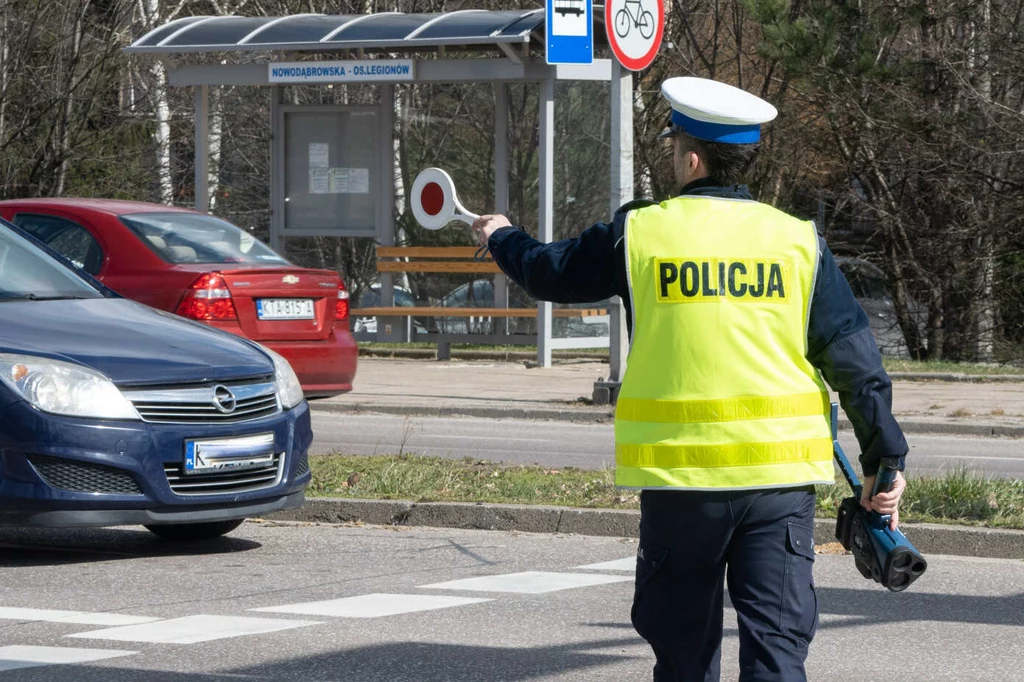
[605,0,664,71]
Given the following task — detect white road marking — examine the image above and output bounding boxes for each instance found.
[66,614,318,644]
[925,455,1024,462]
[419,571,633,594]
[0,645,135,672]
[252,593,491,618]
[573,557,635,572]
[435,435,553,443]
[0,607,159,626]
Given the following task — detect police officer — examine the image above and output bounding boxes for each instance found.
[472,77,909,681]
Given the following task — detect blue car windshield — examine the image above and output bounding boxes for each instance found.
[120,212,289,265]
[0,222,103,301]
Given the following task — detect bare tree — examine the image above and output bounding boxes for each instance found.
[133,0,190,204]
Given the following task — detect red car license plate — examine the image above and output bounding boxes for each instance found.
[256,298,314,320]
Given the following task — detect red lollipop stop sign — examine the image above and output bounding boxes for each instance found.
[411,168,479,230]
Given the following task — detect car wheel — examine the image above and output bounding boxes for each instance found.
[144,519,245,541]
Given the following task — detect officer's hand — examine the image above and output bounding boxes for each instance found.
[860,471,907,530]
[472,214,511,247]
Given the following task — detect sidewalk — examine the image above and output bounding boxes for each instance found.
[311,356,1024,437]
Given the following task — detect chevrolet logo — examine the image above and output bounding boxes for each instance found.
[282,275,300,284]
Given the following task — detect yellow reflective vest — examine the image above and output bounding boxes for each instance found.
[616,196,834,490]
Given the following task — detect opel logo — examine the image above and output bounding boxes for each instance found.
[212,385,237,414]
[282,275,299,284]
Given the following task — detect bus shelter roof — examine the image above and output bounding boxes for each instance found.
[125,9,584,56]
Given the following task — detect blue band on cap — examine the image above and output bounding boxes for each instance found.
[671,110,761,143]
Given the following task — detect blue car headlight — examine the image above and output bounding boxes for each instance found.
[259,347,305,409]
[0,353,140,420]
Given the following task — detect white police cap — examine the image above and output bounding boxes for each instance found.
[659,77,778,144]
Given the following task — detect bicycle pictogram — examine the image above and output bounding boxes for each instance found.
[614,0,655,40]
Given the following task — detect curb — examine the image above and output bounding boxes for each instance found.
[311,400,615,424]
[887,372,1024,383]
[309,401,1024,438]
[264,498,1024,560]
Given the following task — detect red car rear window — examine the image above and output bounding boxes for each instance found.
[120,213,289,265]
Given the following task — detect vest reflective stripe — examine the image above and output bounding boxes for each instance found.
[617,196,832,491]
[616,438,833,469]
[616,391,829,424]
[615,461,836,490]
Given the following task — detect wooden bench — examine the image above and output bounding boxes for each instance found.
[350,246,608,353]
[370,245,501,275]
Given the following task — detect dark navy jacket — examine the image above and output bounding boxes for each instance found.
[488,179,908,475]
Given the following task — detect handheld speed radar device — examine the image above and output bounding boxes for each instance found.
[831,404,927,592]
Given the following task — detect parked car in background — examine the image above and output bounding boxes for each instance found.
[0,199,356,398]
[351,282,428,336]
[836,256,919,357]
[0,216,312,540]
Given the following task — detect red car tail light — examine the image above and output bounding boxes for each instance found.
[335,281,350,321]
[176,273,238,321]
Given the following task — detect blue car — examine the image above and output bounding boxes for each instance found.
[0,217,312,540]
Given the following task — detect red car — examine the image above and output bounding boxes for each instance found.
[0,198,356,398]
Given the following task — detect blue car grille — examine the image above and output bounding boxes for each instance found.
[122,379,280,424]
[27,454,143,495]
[163,453,284,496]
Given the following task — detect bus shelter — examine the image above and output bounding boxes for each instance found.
[126,9,631,398]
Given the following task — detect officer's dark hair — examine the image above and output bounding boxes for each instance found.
[675,131,759,187]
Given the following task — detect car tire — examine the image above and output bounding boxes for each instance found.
[144,519,245,541]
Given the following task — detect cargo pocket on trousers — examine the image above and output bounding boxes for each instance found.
[630,540,669,641]
[782,521,818,643]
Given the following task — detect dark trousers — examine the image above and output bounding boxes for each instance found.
[631,487,818,682]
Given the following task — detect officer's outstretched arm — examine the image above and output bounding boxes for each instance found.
[480,216,625,304]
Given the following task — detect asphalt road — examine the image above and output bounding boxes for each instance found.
[0,522,1021,681]
[311,413,1024,478]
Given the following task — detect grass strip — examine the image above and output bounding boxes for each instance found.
[310,454,1024,530]
[882,359,1024,376]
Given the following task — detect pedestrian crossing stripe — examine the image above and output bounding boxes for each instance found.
[66,614,319,644]
[419,571,633,594]
[0,645,135,672]
[573,557,635,571]
[252,593,491,618]
[0,606,160,626]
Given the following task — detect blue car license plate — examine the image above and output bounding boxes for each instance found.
[184,433,276,475]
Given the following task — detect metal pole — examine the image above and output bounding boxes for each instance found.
[494,83,510,331]
[606,63,633,390]
[537,78,555,368]
[194,85,209,213]
[269,85,284,253]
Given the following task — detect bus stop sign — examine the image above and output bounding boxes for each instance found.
[546,0,594,64]
[605,0,664,71]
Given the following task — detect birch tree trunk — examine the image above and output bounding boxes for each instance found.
[393,87,410,289]
[207,86,222,210]
[138,0,183,205]
[55,1,88,197]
